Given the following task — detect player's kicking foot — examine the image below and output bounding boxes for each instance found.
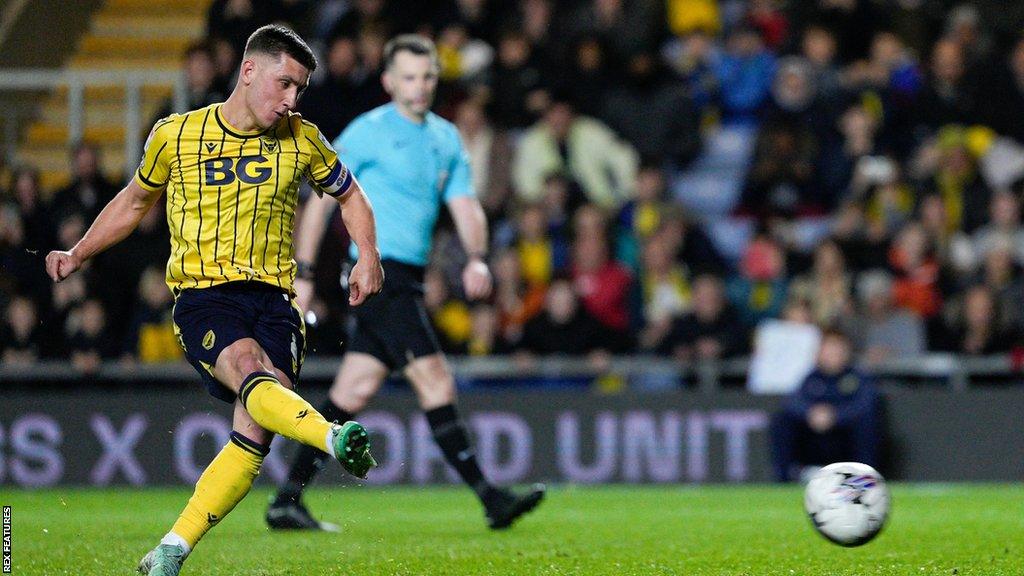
[332,421,376,479]
[266,498,340,532]
[484,483,546,530]
[137,544,186,576]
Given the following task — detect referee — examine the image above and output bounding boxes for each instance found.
[268,34,544,531]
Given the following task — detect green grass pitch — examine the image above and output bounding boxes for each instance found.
[5,484,1022,575]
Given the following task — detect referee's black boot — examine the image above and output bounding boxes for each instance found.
[266,498,339,532]
[483,484,546,530]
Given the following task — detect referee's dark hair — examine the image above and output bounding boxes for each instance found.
[244,24,317,72]
[383,34,438,70]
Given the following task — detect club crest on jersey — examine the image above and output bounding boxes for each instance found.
[202,330,216,350]
[261,136,278,153]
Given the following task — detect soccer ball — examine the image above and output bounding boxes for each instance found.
[804,462,890,547]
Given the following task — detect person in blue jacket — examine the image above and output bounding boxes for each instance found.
[769,328,881,482]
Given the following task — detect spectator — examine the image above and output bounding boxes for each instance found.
[853,269,926,365]
[747,0,788,51]
[800,24,840,98]
[738,61,818,217]
[424,267,472,354]
[769,328,882,482]
[206,0,277,58]
[514,203,560,287]
[0,198,48,299]
[712,25,777,125]
[436,22,493,87]
[940,285,1018,355]
[600,52,702,165]
[518,277,606,355]
[328,0,390,42]
[562,0,662,71]
[67,299,116,374]
[635,234,691,351]
[513,98,639,209]
[491,248,546,347]
[42,273,87,358]
[913,39,977,134]
[1,296,40,365]
[561,35,609,118]
[659,273,746,360]
[487,29,550,129]
[889,222,942,318]
[299,35,377,141]
[788,240,854,328]
[50,142,118,224]
[970,190,1024,267]
[727,235,789,326]
[467,304,510,356]
[976,239,1024,334]
[152,42,225,126]
[123,267,182,363]
[818,103,884,209]
[666,0,720,37]
[9,165,52,251]
[455,99,513,218]
[570,206,634,349]
[984,35,1024,143]
[616,163,672,268]
[831,201,891,272]
[748,299,821,394]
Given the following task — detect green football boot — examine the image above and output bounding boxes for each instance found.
[332,420,376,479]
[137,544,186,576]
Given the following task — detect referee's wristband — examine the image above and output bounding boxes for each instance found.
[295,261,316,280]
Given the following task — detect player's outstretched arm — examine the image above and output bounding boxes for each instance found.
[337,180,383,306]
[448,196,492,301]
[45,178,163,282]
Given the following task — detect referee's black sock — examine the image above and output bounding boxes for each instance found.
[274,399,355,506]
[425,404,495,501]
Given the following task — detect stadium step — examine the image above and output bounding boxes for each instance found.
[78,36,196,59]
[40,99,169,127]
[102,0,209,16]
[17,145,128,192]
[92,14,205,38]
[25,124,126,146]
[14,0,212,188]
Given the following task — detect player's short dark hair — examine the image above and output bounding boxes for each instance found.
[383,34,437,69]
[244,24,317,72]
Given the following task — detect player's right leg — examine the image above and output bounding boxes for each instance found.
[212,338,376,478]
[268,352,388,530]
[139,401,275,575]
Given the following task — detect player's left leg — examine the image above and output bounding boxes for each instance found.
[139,366,290,575]
[405,353,545,530]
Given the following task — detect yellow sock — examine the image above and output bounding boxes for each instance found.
[171,432,266,549]
[239,372,333,454]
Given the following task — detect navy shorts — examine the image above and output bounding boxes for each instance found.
[173,281,306,403]
[347,259,441,370]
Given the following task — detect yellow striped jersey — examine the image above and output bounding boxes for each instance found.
[134,103,353,294]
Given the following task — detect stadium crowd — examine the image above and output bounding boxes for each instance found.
[5,0,1024,373]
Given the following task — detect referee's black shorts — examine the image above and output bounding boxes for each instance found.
[347,259,442,370]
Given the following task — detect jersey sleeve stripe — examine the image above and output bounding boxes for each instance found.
[315,160,341,186]
[135,170,163,191]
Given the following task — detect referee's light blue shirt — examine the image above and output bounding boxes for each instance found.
[335,103,474,266]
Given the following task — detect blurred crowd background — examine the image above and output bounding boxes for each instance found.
[5,0,1024,375]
